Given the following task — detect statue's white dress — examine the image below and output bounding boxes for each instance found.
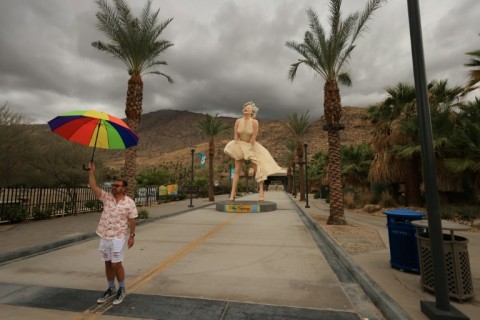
[224,118,281,182]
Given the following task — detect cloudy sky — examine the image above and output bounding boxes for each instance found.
[0,0,478,124]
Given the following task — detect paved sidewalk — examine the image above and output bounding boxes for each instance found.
[0,192,478,319]
[0,196,225,264]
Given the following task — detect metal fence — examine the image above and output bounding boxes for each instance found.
[0,186,160,223]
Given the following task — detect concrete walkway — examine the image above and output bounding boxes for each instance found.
[0,192,477,319]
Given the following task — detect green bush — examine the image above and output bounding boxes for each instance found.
[138,209,149,219]
[178,193,187,200]
[32,206,53,220]
[4,205,28,223]
[458,207,478,221]
[440,207,453,220]
[85,199,102,211]
[379,191,397,207]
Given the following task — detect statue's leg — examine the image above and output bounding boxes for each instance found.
[230,159,243,200]
[258,181,264,201]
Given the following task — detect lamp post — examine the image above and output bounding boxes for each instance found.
[407,1,467,319]
[304,143,310,208]
[292,161,296,198]
[188,147,195,207]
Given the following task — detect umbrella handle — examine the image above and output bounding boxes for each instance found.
[82,121,101,171]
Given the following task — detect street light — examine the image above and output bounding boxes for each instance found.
[292,161,296,198]
[304,143,310,208]
[407,1,467,319]
[188,147,195,207]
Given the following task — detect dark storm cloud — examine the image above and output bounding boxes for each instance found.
[0,0,478,123]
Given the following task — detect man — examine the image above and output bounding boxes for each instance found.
[88,162,137,305]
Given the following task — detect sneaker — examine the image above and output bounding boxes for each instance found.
[112,287,126,305]
[97,287,116,304]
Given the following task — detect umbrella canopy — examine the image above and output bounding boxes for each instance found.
[48,110,138,149]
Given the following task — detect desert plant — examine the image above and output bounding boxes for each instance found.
[4,205,28,223]
[355,187,374,207]
[92,0,174,197]
[286,0,386,225]
[85,199,102,211]
[379,191,397,208]
[343,192,356,209]
[32,205,55,220]
[439,206,454,220]
[138,209,149,219]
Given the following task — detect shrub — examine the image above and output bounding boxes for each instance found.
[379,191,397,207]
[457,207,477,221]
[138,209,149,219]
[32,206,53,220]
[178,193,187,200]
[85,200,102,211]
[4,205,28,223]
[371,182,396,203]
[343,192,356,209]
[356,188,374,207]
[440,207,454,220]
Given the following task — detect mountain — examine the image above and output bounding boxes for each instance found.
[100,107,373,170]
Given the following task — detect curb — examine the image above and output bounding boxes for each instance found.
[290,197,413,320]
[0,233,98,265]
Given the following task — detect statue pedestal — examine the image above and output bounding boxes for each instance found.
[216,200,277,213]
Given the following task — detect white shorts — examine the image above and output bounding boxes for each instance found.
[99,238,127,263]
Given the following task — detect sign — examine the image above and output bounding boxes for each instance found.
[159,185,167,196]
[225,204,260,213]
[167,184,178,195]
[196,153,206,167]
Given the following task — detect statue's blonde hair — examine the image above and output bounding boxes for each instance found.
[243,101,259,118]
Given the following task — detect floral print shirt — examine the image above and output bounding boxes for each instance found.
[96,190,138,239]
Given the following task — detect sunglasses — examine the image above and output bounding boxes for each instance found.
[112,184,124,188]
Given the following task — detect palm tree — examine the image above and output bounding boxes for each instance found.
[341,144,374,188]
[366,82,419,205]
[197,114,230,201]
[310,150,329,196]
[464,36,480,92]
[284,111,311,201]
[444,98,480,190]
[286,0,385,224]
[92,0,174,198]
[368,80,465,205]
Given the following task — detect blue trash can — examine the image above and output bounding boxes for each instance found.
[384,208,425,273]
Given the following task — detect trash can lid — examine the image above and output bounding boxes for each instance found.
[384,208,425,219]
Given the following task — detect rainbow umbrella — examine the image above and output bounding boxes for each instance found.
[48,110,139,169]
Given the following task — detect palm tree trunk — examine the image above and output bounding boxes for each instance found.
[404,156,422,206]
[326,130,346,224]
[124,74,143,199]
[287,166,292,194]
[208,138,215,201]
[324,79,346,225]
[297,142,305,201]
[290,161,298,197]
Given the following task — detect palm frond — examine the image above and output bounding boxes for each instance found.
[337,72,351,86]
[93,0,174,78]
[286,0,385,85]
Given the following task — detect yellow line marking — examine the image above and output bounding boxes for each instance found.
[76,213,240,320]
